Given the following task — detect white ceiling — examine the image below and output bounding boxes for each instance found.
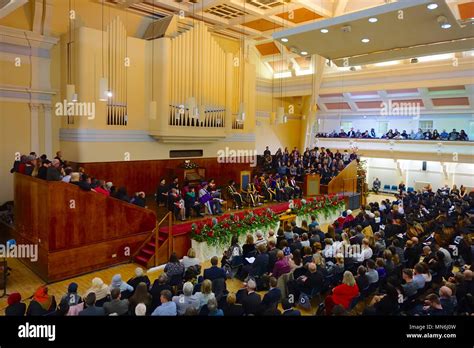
[273,0,474,66]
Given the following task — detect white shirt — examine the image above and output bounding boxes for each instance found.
[62,175,71,183]
[358,246,373,262]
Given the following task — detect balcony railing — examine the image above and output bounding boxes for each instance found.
[313,138,473,163]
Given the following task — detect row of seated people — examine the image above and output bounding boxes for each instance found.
[156,175,303,221]
[317,128,469,141]
[10,151,147,208]
[262,145,358,185]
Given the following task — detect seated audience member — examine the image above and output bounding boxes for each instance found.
[184,187,202,218]
[238,279,261,316]
[281,297,301,316]
[227,180,243,208]
[223,292,244,316]
[207,298,224,316]
[62,167,73,183]
[309,215,319,229]
[260,277,281,311]
[109,274,134,294]
[254,231,267,248]
[85,277,110,304]
[366,259,379,285]
[204,256,226,281]
[131,192,146,207]
[151,290,177,316]
[181,248,201,272]
[129,282,152,316]
[172,282,199,316]
[355,266,369,292]
[325,271,359,315]
[26,286,57,316]
[413,263,427,290]
[250,244,269,278]
[401,268,418,298]
[421,293,445,316]
[103,288,130,316]
[127,267,151,291]
[135,303,147,316]
[61,282,81,308]
[150,274,172,310]
[5,293,26,316]
[46,159,62,181]
[195,279,216,310]
[242,234,257,259]
[271,250,291,279]
[78,293,105,316]
[164,252,185,280]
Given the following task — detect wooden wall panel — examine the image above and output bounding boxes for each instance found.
[13,174,157,282]
[48,232,149,281]
[328,161,358,194]
[76,158,252,195]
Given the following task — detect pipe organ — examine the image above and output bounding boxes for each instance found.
[168,22,229,129]
[106,17,128,126]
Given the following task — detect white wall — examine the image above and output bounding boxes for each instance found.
[317,114,474,138]
[363,157,474,190]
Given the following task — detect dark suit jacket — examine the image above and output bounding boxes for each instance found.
[239,291,261,315]
[46,167,61,181]
[203,266,226,281]
[261,288,282,308]
[251,253,269,277]
[103,299,130,316]
[78,306,105,316]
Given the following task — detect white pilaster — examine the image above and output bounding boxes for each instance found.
[43,104,53,158]
[29,103,41,153]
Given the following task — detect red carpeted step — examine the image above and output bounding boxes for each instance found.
[134,255,149,266]
[141,247,154,256]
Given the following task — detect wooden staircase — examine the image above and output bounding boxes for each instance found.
[133,212,173,268]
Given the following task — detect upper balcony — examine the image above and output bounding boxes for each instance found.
[313,138,473,163]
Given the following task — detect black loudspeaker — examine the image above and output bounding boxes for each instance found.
[422,161,427,171]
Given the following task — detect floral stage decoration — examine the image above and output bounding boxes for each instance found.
[190,194,345,261]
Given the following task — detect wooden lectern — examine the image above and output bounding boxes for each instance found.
[304,174,320,197]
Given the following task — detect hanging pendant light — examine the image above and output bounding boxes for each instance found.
[67,0,77,103]
[149,6,156,120]
[237,102,246,123]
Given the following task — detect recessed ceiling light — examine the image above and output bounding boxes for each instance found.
[368,17,378,23]
[320,28,329,33]
[361,38,370,43]
[437,15,452,29]
[427,3,438,10]
[281,38,288,42]
[301,51,308,56]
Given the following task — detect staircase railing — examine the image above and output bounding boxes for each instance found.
[131,211,173,266]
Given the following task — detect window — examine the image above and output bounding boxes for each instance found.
[419,120,433,132]
[377,121,388,134]
[340,121,352,131]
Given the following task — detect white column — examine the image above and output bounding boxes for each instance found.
[29,103,41,153]
[43,104,53,158]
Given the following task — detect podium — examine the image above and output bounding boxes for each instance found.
[303,174,320,197]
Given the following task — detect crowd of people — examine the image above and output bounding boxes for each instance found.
[10,151,147,208]
[316,128,470,141]
[261,145,359,185]
[6,182,471,316]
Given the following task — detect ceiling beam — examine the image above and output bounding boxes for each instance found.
[333,0,349,17]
